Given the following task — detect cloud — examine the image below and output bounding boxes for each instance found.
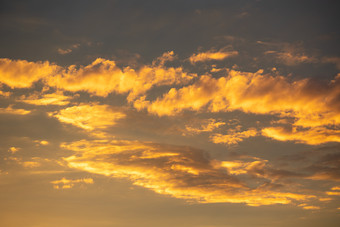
[0,90,11,97]
[46,57,195,100]
[323,57,340,70]
[8,147,20,154]
[57,44,80,55]
[298,204,321,210]
[0,58,60,88]
[259,41,317,66]
[139,69,340,145]
[262,126,340,145]
[61,139,313,206]
[184,118,225,135]
[0,56,195,101]
[152,51,176,66]
[0,105,31,115]
[51,177,94,189]
[19,91,72,106]
[305,150,340,181]
[50,103,126,131]
[211,128,257,145]
[189,49,238,64]
[265,50,317,66]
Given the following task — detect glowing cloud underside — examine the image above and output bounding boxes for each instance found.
[62,139,313,206]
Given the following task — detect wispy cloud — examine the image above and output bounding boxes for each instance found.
[0,105,31,115]
[50,103,126,131]
[19,91,72,106]
[189,48,238,64]
[211,128,257,145]
[51,177,93,189]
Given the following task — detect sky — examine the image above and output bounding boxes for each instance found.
[0,0,340,226]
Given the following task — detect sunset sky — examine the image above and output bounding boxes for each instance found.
[1,1,340,226]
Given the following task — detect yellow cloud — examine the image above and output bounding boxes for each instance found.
[61,139,313,206]
[262,126,340,145]
[184,118,225,135]
[0,58,60,88]
[140,70,340,145]
[8,147,20,153]
[211,128,257,145]
[0,105,31,115]
[298,204,320,210]
[0,57,195,101]
[189,49,238,63]
[46,57,195,100]
[19,91,71,105]
[51,177,94,189]
[50,103,125,131]
[0,90,11,97]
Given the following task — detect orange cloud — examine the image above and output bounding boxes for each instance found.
[189,49,238,63]
[50,103,126,131]
[211,128,258,145]
[184,118,225,135]
[51,177,93,189]
[0,105,31,115]
[46,57,195,100]
[140,69,340,144]
[61,139,313,206]
[262,126,340,145]
[0,56,195,101]
[19,91,71,105]
[0,58,60,88]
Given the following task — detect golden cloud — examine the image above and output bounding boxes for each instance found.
[46,57,195,100]
[0,57,195,101]
[61,139,313,206]
[184,118,225,135]
[0,58,60,88]
[211,128,258,145]
[50,103,126,131]
[51,177,93,189]
[140,70,340,145]
[19,91,71,106]
[0,105,31,115]
[189,49,238,63]
[262,126,340,145]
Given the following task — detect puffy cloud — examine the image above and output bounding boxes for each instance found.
[189,49,238,63]
[19,91,72,106]
[211,128,257,145]
[0,56,195,101]
[50,103,126,131]
[140,69,340,144]
[61,139,313,206]
[46,57,195,100]
[8,147,20,154]
[51,177,93,189]
[0,58,60,88]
